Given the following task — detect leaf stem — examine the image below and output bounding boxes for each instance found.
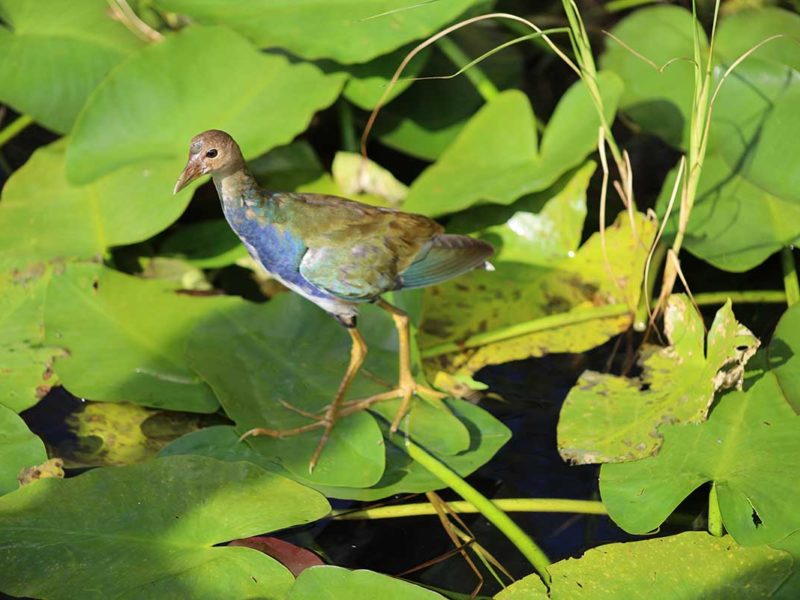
[693,290,787,306]
[436,36,499,102]
[396,436,552,583]
[708,483,723,537]
[333,498,607,520]
[781,247,799,307]
[420,303,629,358]
[0,114,33,149]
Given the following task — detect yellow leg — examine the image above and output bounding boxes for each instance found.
[371,298,446,431]
[240,327,368,472]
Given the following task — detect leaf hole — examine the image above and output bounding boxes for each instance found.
[752,508,763,528]
[639,382,651,392]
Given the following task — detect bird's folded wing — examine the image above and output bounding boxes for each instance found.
[398,234,494,289]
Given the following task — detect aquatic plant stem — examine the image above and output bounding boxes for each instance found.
[708,483,723,537]
[0,114,33,149]
[420,303,629,358]
[333,498,608,520]
[395,436,552,583]
[781,247,799,307]
[436,36,499,101]
[693,291,787,306]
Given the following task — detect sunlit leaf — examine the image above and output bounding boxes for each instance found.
[0,264,65,412]
[375,28,525,161]
[419,165,656,375]
[767,302,800,413]
[67,26,344,184]
[0,405,46,496]
[162,396,509,502]
[343,45,432,110]
[331,152,407,205]
[403,73,621,217]
[498,533,795,600]
[656,153,800,272]
[44,263,239,412]
[186,293,471,488]
[558,295,759,464]
[601,374,800,545]
[0,0,143,132]
[0,139,190,268]
[600,5,706,148]
[288,566,445,599]
[152,0,480,64]
[0,455,330,600]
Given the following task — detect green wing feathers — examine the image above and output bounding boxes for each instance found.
[399,234,494,289]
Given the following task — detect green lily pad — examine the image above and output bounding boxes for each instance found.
[0,0,143,133]
[600,5,707,148]
[403,73,621,217]
[343,44,432,110]
[497,533,794,600]
[331,151,407,205]
[714,7,800,71]
[186,293,470,488]
[152,0,479,64]
[600,373,800,546]
[767,303,800,413]
[558,295,759,464]
[655,153,800,272]
[374,28,525,161]
[162,396,509,501]
[419,165,656,375]
[0,264,66,412]
[712,58,800,206]
[0,455,330,600]
[0,405,47,496]
[67,26,344,184]
[288,566,444,599]
[0,139,191,269]
[44,263,239,412]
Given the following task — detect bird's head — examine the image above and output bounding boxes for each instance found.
[173,130,245,194]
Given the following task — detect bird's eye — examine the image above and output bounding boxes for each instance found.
[206,149,218,158]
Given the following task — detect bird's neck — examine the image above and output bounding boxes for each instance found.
[213,167,281,232]
[213,167,260,207]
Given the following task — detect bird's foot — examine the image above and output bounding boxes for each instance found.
[339,378,447,432]
[239,399,339,473]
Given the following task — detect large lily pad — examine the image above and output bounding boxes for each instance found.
[0,264,66,412]
[600,374,800,546]
[342,44,432,110]
[601,5,704,148]
[418,165,656,375]
[0,405,47,496]
[766,302,800,413]
[403,73,622,217]
[0,0,143,133]
[374,28,525,161]
[152,0,479,64]
[0,455,330,600]
[605,6,800,271]
[161,396,509,501]
[288,566,444,599]
[67,26,344,184]
[558,295,759,464]
[655,153,800,272]
[0,139,191,268]
[44,263,239,412]
[185,293,472,488]
[497,532,795,600]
